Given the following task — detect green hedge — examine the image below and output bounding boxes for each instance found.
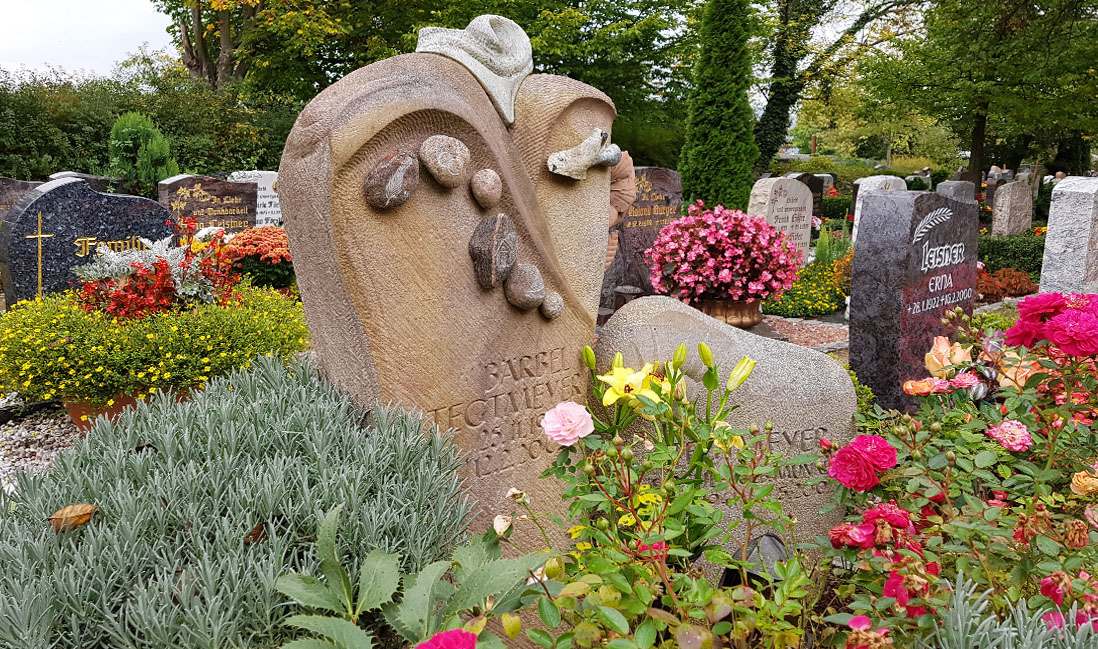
[821,196,852,222]
[978,232,1046,274]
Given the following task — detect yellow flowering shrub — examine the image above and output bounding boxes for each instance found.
[0,285,308,405]
[762,259,846,317]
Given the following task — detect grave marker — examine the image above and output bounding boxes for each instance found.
[851,175,906,242]
[48,171,120,193]
[0,177,42,224]
[936,180,975,203]
[850,191,978,411]
[786,172,823,215]
[158,174,257,234]
[228,170,282,226]
[0,178,174,304]
[991,180,1033,236]
[1039,177,1098,294]
[747,177,812,265]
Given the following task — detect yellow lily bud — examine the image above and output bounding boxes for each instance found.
[672,343,687,368]
[582,346,596,370]
[698,342,714,367]
[726,357,756,391]
[612,352,624,369]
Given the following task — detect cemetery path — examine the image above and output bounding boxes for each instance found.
[763,315,848,348]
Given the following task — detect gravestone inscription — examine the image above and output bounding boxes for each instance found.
[850,191,978,411]
[991,180,1033,236]
[158,174,257,234]
[228,170,282,226]
[0,178,174,304]
[1039,177,1098,294]
[0,177,42,224]
[600,167,682,307]
[747,177,812,265]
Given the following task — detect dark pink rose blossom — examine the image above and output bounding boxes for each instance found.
[827,435,898,492]
[829,522,876,549]
[863,501,912,530]
[1045,309,1098,356]
[416,629,477,649]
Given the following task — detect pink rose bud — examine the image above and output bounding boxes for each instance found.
[819,438,832,450]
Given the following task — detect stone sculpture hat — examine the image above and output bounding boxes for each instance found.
[417,14,533,125]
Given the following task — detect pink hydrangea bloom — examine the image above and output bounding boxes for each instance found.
[416,629,477,649]
[540,401,594,447]
[986,419,1033,452]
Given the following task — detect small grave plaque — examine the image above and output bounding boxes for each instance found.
[228,170,282,226]
[158,174,257,233]
[850,191,978,410]
[0,178,174,304]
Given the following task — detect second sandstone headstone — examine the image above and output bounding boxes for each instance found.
[850,191,978,411]
[158,174,258,234]
[747,177,812,265]
[991,180,1033,236]
[1039,176,1098,294]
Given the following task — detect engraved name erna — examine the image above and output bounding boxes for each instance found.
[921,240,965,273]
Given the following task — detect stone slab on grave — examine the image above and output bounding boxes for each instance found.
[991,180,1034,236]
[936,180,976,203]
[984,177,1000,207]
[600,167,682,308]
[747,177,812,266]
[849,191,978,411]
[596,296,856,567]
[0,177,42,224]
[1039,176,1098,294]
[278,15,615,539]
[228,170,282,226]
[851,175,907,242]
[0,178,175,305]
[158,174,258,234]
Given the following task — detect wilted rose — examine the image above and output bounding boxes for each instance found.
[1072,470,1098,496]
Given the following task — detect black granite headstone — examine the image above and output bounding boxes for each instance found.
[788,173,823,216]
[600,167,682,309]
[849,191,978,411]
[48,171,122,193]
[0,177,42,225]
[158,174,258,234]
[0,178,175,305]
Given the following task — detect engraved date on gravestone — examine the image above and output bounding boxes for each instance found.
[426,347,586,479]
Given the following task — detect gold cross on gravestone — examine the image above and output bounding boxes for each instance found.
[24,210,54,298]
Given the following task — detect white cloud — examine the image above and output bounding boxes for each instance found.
[0,0,174,76]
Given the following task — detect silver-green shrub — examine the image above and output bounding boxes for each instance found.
[917,573,1098,649]
[0,355,472,649]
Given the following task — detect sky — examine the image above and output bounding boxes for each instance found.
[0,0,175,76]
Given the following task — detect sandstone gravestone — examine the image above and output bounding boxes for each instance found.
[747,177,812,265]
[786,172,823,216]
[991,180,1033,236]
[851,175,906,242]
[48,171,120,193]
[600,167,681,307]
[0,178,174,304]
[1039,176,1098,294]
[0,177,41,224]
[595,296,855,558]
[936,180,975,203]
[228,170,282,226]
[158,174,258,233]
[850,191,978,411]
[278,15,614,538]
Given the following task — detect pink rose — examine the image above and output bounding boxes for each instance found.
[863,501,911,529]
[849,435,899,472]
[950,372,981,389]
[1041,573,1067,606]
[827,435,898,491]
[540,401,594,447]
[1045,309,1098,356]
[1017,292,1067,321]
[416,629,477,649]
[829,522,876,549]
[986,419,1033,452]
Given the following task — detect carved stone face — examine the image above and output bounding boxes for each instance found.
[278,51,616,537]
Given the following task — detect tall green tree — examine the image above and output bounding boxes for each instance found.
[678,0,758,208]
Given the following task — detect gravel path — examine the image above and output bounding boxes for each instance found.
[0,409,81,495]
[763,315,848,348]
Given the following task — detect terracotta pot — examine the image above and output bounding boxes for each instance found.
[697,299,763,328]
[64,388,190,431]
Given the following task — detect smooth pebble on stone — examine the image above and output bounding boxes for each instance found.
[364,149,419,209]
[504,262,545,310]
[468,213,517,289]
[419,135,471,189]
[471,169,503,208]
[540,291,564,319]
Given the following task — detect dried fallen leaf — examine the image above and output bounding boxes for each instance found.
[48,504,97,532]
[243,521,267,546]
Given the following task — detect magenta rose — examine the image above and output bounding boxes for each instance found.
[1045,308,1098,357]
[829,521,876,549]
[1017,292,1067,322]
[863,501,912,530]
[828,446,880,491]
[416,629,477,649]
[540,401,594,446]
[849,435,899,472]
[1005,318,1044,347]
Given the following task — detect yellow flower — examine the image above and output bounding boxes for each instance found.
[567,525,587,539]
[617,513,637,527]
[575,542,592,552]
[712,420,745,451]
[597,364,653,407]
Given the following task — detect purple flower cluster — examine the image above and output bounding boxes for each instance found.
[645,201,802,303]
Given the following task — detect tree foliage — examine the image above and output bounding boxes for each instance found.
[107,112,180,198]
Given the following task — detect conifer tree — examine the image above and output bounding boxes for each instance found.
[678,0,759,209]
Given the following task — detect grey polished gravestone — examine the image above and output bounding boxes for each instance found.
[936,180,975,203]
[0,177,42,224]
[0,178,174,304]
[228,170,282,226]
[600,167,682,308]
[850,191,978,411]
[852,175,906,242]
[1039,177,1098,294]
[48,171,121,193]
[991,180,1033,236]
[158,174,258,233]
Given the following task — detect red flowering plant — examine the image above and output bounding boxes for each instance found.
[225,225,296,289]
[818,293,1098,644]
[497,344,823,649]
[646,201,801,305]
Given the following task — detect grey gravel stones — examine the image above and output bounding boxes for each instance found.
[471,169,503,209]
[0,410,81,495]
[364,149,419,209]
[504,262,545,310]
[469,213,517,289]
[540,291,564,319]
[419,135,471,188]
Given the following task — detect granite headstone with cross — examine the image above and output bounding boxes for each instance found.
[0,178,174,305]
[849,191,978,411]
[158,174,258,234]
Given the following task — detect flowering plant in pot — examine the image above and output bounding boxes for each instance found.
[645,201,801,327]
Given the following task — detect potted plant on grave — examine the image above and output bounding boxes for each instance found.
[225,225,296,292]
[645,200,802,327]
[0,218,308,429]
